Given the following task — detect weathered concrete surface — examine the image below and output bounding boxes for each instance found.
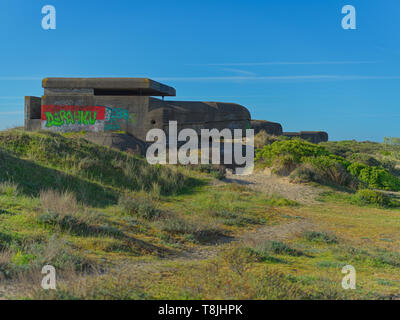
[42,78,176,96]
[24,97,41,131]
[24,77,328,154]
[251,120,283,136]
[25,78,251,154]
[282,132,301,138]
[283,131,328,143]
[156,100,250,135]
[83,132,148,154]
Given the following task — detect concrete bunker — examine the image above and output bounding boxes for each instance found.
[25,78,251,153]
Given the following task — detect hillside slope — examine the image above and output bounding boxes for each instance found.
[0,130,399,299]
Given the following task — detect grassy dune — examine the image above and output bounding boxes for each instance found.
[0,129,400,299]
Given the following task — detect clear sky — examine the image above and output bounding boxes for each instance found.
[0,0,399,141]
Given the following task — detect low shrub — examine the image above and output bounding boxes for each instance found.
[0,236,92,280]
[210,209,261,226]
[271,155,298,176]
[303,231,338,244]
[349,153,382,167]
[256,139,330,167]
[220,246,265,275]
[351,189,393,207]
[262,196,299,207]
[255,241,304,257]
[290,163,322,184]
[118,194,162,220]
[305,156,356,188]
[347,163,400,191]
[38,210,123,237]
[156,216,223,243]
[189,164,226,180]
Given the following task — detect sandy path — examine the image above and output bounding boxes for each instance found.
[223,170,321,205]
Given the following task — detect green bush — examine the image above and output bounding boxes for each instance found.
[351,189,394,207]
[304,156,355,188]
[349,153,382,167]
[256,140,355,188]
[290,164,322,184]
[255,140,330,167]
[271,155,298,176]
[347,163,400,191]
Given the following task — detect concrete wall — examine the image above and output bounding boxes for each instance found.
[25,96,42,131]
[24,78,252,154]
[251,120,283,136]
[283,131,328,143]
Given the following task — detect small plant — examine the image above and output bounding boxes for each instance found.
[262,196,299,207]
[156,216,223,243]
[40,189,79,216]
[118,193,162,220]
[255,241,304,257]
[220,246,264,276]
[0,181,20,197]
[189,164,226,180]
[210,209,260,226]
[304,231,338,244]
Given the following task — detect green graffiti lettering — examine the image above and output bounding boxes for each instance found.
[82,111,89,125]
[64,111,75,125]
[88,112,97,125]
[45,112,54,127]
[44,109,98,128]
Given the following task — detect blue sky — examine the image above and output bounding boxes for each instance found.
[0,0,399,141]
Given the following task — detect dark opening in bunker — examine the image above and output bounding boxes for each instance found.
[94,89,158,96]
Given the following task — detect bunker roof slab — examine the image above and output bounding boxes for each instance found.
[42,78,176,96]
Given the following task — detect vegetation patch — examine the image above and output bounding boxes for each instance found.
[118,193,162,220]
[351,189,396,208]
[256,139,400,191]
[254,240,304,257]
[304,231,338,244]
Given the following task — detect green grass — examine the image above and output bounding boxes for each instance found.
[1,129,400,300]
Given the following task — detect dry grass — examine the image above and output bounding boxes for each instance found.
[40,189,79,217]
[29,266,148,300]
[254,130,281,148]
[0,181,20,197]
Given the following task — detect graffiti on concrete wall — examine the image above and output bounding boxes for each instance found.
[41,105,135,132]
[104,107,128,131]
